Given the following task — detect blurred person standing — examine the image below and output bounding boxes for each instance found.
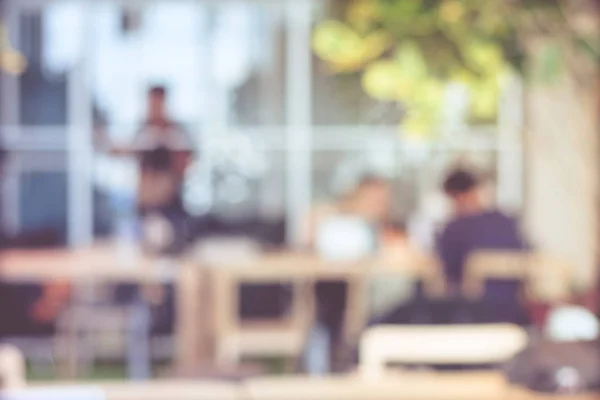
[132,85,193,219]
[101,86,193,216]
[437,168,529,323]
[102,87,194,343]
[101,85,195,251]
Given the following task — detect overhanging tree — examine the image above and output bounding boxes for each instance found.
[312,0,599,135]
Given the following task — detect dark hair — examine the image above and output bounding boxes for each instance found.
[140,146,172,172]
[384,218,406,233]
[148,85,167,97]
[443,169,479,196]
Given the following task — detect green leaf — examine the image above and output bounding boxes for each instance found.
[394,41,429,80]
[574,37,600,62]
[535,42,563,85]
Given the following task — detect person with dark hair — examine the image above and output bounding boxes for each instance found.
[437,168,529,323]
[102,87,194,342]
[133,86,192,213]
[304,174,394,372]
[303,174,392,250]
[105,85,193,216]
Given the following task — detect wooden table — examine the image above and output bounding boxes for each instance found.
[202,251,442,367]
[0,245,202,376]
[0,246,177,283]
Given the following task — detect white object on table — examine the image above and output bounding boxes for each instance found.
[360,324,528,379]
[545,305,600,342]
[316,217,374,262]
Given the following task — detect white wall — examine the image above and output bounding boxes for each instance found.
[525,53,599,289]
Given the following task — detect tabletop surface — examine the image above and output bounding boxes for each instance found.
[207,251,436,279]
[0,245,179,283]
[0,247,435,281]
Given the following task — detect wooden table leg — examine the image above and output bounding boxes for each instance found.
[175,265,203,368]
[343,275,368,347]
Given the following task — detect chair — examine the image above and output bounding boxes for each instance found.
[0,345,26,389]
[462,251,572,303]
[211,256,316,368]
[359,324,528,378]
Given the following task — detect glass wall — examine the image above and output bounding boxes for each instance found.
[0,0,523,249]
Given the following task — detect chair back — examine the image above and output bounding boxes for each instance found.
[463,251,529,299]
[463,251,572,302]
[359,324,528,378]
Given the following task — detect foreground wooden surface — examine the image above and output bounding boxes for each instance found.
[246,371,508,400]
[19,372,600,400]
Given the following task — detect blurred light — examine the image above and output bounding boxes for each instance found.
[211,135,268,179]
[442,82,470,131]
[91,2,208,127]
[141,2,206,123]
[94,154,138,196]
[211,5,254,89]
[316,217,374,261]
[331,159,364,197]
[545,306,599,342]
[142,213,174,253]
[42,0,85,74]
[218,175,250,204]
[400,135,431,165]
[365,140,395,176]
[183,160,213,216]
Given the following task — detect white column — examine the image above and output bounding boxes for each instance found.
[524,48,599,290]
[67,1,93,247]
[285,0,312,247]
[497,73,524,212]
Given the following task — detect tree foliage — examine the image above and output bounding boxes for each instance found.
[313,0,599,135]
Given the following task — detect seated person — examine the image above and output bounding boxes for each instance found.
[0,145,69,336]
[309,175,392,371]
[437,168,529,324]
[368,219,429,323]
[302,175,392,250]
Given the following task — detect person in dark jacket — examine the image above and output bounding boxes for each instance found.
[437,168,529,324]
